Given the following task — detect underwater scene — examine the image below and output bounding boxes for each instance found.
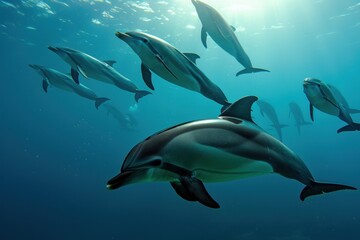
[1,0,360,239]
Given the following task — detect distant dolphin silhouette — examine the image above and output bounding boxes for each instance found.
[102,103,137,129]
[115,31,231,112]
[257,100,287,141]
[191,0,269,76]
[29,64,109,109]
[303,78,360,133]
[289,102,312,135]
[48,46,151,102]
[107,96,356,208]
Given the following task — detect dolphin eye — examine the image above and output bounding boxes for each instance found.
[141,38,149,43]
[148,159,162,167]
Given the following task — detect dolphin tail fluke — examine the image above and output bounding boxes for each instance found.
[236,67,270,76]
[300,181,356,201]
[95,97,110,109]
[337,123,360,133]
[347,108,360,114]
[135,90,152,103]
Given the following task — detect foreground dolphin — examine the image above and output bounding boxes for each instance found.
[115,31,231,111]
[289,102,312,135]
[48,46,151,102]
[107,96,355,208]
[29,64,109,109]
[191,0,269,76]
[257,100,287,141]
[303,78,360,133]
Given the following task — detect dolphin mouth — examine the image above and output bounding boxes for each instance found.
[115,31,130,40]
[107,170,150,190]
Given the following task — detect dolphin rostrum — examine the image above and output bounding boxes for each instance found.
[107,96,355,208]
[191,0,269,76]
[48,46,151,103]
[115,31,231,111]
[289,102,312,135]
[29,64,109,109]
[257,100,287,141]
[303,78,360,133]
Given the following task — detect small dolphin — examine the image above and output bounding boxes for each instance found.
[289,102,312,135]
[303,78,360,133]
[48,46,151,102]
[328,84,360,114]
[107,96,355,208]
[191,0,269,76]
[257,100,287,141]
[102,103,137,129]
[115,31,231,111]
[29,64,109,109]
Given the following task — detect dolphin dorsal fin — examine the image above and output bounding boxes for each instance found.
[103,60,116,67]
[183,53,200,64]
[219,96,258,123]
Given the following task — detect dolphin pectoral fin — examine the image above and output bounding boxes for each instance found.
[77,66,88,79]
[230,25,236,31]
[300,181,356,201]
[201,27,208,48]
[220,96,258,124]
[310,103,314,121]
[103,60,116,67]
[71,68,80,84]
[236,67,270,76]
[170,181,197,202]
[141,63,154,90]
[135,90,152,103]
[155,54,178,79]
[183,53,200,64]
[179,176,220,208]
[95,97,110,109]
[42,79,49,93]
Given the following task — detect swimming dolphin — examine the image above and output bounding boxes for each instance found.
[191,0,269,76]
[289,102,312,135]
[115,31,231,111]
[257,100,287,141]
[303,78,360,133]
[29,64,109,109]
[102,103,137,129]
[328,84,360,114]
[48,46,151,102]
[107,96,355,208]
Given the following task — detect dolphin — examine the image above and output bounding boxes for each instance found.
[48,46,151,103]
[303,78,360,133]
[107,96,356,208]
[328,84,360,114]
[289,102,312,135]
[115,31,231,111]
[191,0,269,76]
[102,103,137,129]
[29,64,109,109]
[257,100,287,141]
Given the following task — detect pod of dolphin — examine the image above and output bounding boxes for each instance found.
[29,0,358,208]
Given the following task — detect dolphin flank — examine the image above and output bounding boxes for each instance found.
[107,96,356,208]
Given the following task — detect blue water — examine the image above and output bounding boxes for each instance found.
[1,0,360,239]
